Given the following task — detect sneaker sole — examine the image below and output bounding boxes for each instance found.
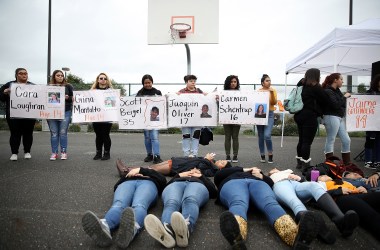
[260,160,266,163]
[171,212,189,247]
[219,211,247,250]
[144,214,175,248]
[82,211,112,247]
[115,207,136,248]
[293,211,318,250]
[340,210,359,238]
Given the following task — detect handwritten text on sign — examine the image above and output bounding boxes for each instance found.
[346,95,380,132]
[72,89,120,123]
[118,96,167,129]
[167,94,217,127]
[10,84,65,119]
[218,91,269,125]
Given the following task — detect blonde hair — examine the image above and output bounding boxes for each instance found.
[91,73,113,89]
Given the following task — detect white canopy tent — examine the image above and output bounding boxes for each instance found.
[286,18,380,76]
[281,18,380,147]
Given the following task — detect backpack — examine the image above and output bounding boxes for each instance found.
[199,127,213,146]
[284,86,303,114]
[324,156,364,179]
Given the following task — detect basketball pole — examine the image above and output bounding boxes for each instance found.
[185,44,191,74]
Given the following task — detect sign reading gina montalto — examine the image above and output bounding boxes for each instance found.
[72,89,120,123]
[118,96,167,129]
[218,90,269,125]
[10,84,65,119]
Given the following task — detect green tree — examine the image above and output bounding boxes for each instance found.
[357,83,367,93]
[111,79,127,96]
[66,74,91,90]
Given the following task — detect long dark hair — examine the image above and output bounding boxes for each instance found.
[304,68,320,86]
[224,75,240,90]
[142,74,154,85]
[322,73,341,89]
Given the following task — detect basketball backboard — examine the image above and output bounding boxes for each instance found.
[148,0,219,45]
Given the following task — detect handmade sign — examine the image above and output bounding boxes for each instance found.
[72,89,120,123]
[10,84,65,119]
[119,96,167,129]
[346,95,380,132]
[218,90,269,125]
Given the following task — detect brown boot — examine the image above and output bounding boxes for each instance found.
[220,211,247,250]
[325,152,334,160]
[341,152,351,165]
[116,159,130,177]
[274,213,317,249]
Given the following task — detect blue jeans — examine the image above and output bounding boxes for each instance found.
[323,115,351,154]
[181,127,201,156]
[219,179,285,226]
[256,111,274,155]
[47,110,72,153]
[161,181,209,232]
[273,180,326,216]
[105,180,158,231]
[143,129,160,155]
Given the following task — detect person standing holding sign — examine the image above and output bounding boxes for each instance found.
[47,70,74,160]
[256,74,277,163]
[91,73,113,161]
[0,68,36,161]
[136,74,163,164]
[177,75,204,157]
[222,75,241,163]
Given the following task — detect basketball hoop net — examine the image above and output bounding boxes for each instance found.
[170,23,191,44]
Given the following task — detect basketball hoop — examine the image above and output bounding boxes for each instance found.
[170,23,191,39]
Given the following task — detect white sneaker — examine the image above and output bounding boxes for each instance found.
[50,153,58,161]
[24,153,31,159]
[82,211,112,247]
[10,154,18,161]
[144,214,175,248]
[171,211,190,247]
[61,152,67,160]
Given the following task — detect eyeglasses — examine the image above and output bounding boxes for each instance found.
[56,75,64,77]
[99,77,107,80]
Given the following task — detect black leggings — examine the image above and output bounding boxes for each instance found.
[335,192,380,241]
[294,112,318,160]
[93,122,112,152]
[7,117,36,154]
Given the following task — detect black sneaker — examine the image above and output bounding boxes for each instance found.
[144,154,153,162]
[219,211,247,250]
[268,155,273,164]
[232,155,238,163]
[260,155,266,163]
[153,155,163,164]
[226,155,231,162]
[364,161,376,169]
[82,211,112,247]
[115,207,136,248]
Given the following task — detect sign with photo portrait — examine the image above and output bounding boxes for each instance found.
[118,96,167,129]
[167,93,217,127]
[10,84,65,119]
[218,90,269,125]
[72,89,120,123]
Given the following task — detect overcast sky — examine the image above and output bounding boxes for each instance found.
[0,0,379,95]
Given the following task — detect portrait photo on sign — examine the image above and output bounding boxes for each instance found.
[48,92,61,104]
[104,96,116,108]
[254,103,267,118]
[200,104,212,118]
[150,106,160,121]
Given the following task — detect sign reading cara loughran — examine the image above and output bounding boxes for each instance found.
[10,84,65,119]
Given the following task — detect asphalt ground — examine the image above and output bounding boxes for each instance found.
[0,130,378,250]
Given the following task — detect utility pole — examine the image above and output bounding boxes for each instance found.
[47,0,52,83]
[347,0,353,92]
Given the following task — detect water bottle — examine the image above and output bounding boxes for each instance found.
[311,169,320,182]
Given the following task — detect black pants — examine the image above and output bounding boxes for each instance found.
[6,117,36,154]
[336,192,380,241]
[93,122,112,152]
[294,112,318,160]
